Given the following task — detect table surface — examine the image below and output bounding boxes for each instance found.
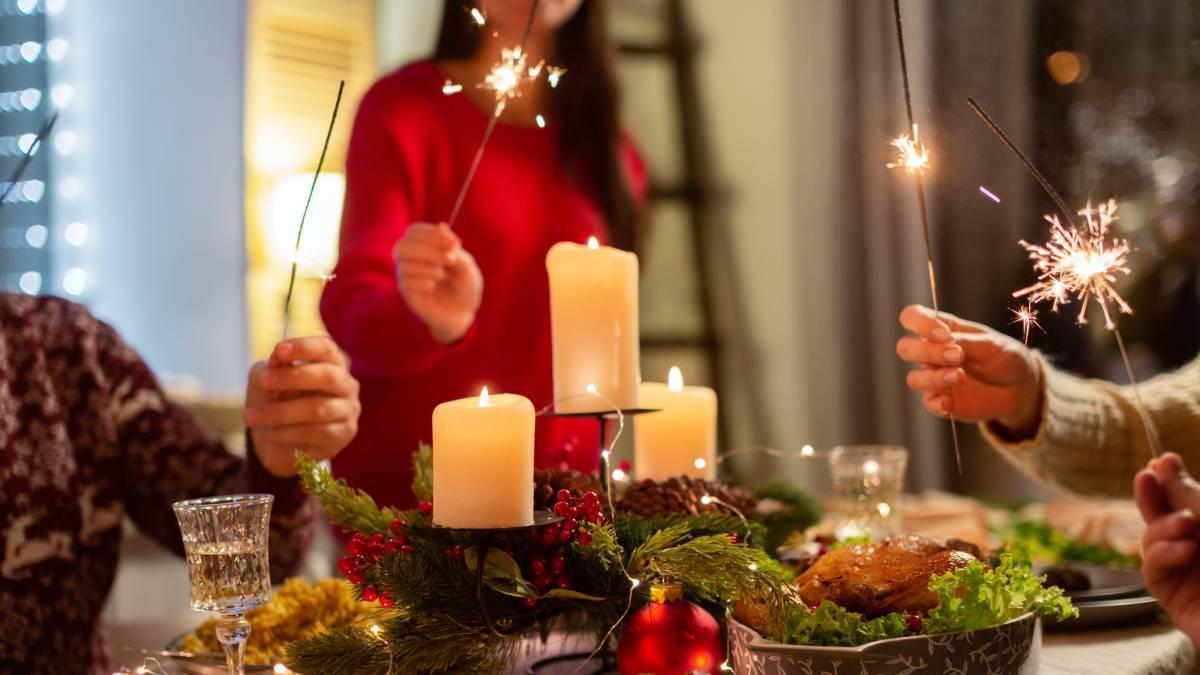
[1042,620,1197,675]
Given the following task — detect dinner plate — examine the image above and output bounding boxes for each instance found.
[1047,595,1162,631]
[1037,562,1146,601]
[164,633,276,674]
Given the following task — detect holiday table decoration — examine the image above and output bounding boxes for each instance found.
[284,452,793,674]
[616,582,725,675]
[635,366,718,481]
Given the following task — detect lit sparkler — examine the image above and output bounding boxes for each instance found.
[887,124,929,174]
[443,0,566,227]
[967,96,1161,458]
[1014,199,1132,329]
[1009,303,1042,345]
[890,0,963,473]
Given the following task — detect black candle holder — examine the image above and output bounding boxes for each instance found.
[540,408,661,483]
[435,510,563,638]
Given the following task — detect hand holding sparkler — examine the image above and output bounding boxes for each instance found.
[897,305,1044,438]
[394,223,484,344]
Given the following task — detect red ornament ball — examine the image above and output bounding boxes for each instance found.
[617,598,724,675]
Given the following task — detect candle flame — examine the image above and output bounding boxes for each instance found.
[693,457,707,470]
[479,386,490,407]
[587,236,599,250]
[667,366,684,392]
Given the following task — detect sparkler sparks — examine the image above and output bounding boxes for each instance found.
[1014,199,1133,330]
[979,185,1002,203]
[442,80,463,95]
[886,124,930,174]
[1010,303,1042,345]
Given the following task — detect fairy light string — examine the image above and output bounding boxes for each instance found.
[966,96,1162,458]
[888,0,964,473]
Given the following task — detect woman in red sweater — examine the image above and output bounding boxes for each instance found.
[321,0,644,509]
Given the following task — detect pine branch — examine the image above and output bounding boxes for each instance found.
[295,454,402,535]
[646,534,791,619]
[286,624,392,674]
[617,512,767,552]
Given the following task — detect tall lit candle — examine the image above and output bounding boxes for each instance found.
[432,388,534,528]
[635,367,717,481]
[546,237,640,413]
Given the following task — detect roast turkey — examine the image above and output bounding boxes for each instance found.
[794,535,978,617]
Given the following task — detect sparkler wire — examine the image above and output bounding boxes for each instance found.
[0,112,58,210]
[892,0,963,473]
[965,96,1162,458]
[447,0,541,228]
[282,80,345,340]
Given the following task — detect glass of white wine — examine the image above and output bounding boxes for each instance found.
[173,494,274,675]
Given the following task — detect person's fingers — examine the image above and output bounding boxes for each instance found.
[899,305,954,342]
[271,336,348,368]
[396,259,448,278]
[1143,511,1197,547]
[1142,539,1198,583]
[259,422,356,451]
[394,239,455,265]
[1135,469,1170,523]
[256,362,359,398]
[399,276,437,295]
[949,333,1007,364]
[906,367,964,393]
[922,392,952,417]
[1151,453,1200,514]
[402,223,459,249]
[244,396,358,429]
[896,336,965,367]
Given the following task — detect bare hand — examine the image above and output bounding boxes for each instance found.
[394,223,483,344]
[1135,453,1200,646]
[244,336,361,477]
[896,305,1042,435]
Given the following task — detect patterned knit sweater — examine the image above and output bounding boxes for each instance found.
[983,352,1200,497]
[0,295,315,674]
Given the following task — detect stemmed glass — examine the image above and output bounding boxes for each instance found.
[173,494,274,675]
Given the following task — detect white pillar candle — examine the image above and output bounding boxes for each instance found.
[635,367,718,481]
[546,237,640,413]
[432,388,534,528]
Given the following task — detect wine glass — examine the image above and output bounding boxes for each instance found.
[173,494,274,675]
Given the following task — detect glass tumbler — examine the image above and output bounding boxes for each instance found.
[828,445,907,540]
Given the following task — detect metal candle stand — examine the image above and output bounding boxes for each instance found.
[521,408,660,674]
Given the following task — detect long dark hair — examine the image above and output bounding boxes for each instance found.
[434,0,638,251]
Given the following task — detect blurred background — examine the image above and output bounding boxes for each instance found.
[1,0,1198,654]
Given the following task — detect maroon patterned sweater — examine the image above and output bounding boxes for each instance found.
[0,295,315,674]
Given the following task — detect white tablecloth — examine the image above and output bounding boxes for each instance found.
[1042,621,1197,675]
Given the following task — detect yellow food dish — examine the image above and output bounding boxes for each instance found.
[180,578,375,665]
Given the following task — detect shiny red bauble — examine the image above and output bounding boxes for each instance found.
[616,598,724,675]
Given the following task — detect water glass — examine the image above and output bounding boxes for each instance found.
[828,445,907,540]
[173,494,274,675]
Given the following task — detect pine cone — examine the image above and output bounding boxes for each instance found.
[616,476,757,518]
[533,468,607,511]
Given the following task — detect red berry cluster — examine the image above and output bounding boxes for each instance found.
[549,489,605,548]
[907,613,923,632]
[337,518,416,608]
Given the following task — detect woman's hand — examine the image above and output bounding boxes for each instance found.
[896,305,1042,436]
[244,336,362,478]
[394,223,483,344]
[1135,453,1200,646]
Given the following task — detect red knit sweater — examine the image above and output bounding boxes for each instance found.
[320,61,645,510]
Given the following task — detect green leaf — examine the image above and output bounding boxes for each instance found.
[463,547,538,599]
[411,443,433,503]
[542,588,606,602]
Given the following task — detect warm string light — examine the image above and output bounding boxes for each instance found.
[889,0,963,475]
[699,494,753,544]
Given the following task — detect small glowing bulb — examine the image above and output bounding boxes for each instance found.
[19,41,40,63]
[601,449,611,461]
[64,221,88,246]
[46,39,69,62]
[586,383,598,394]
[668,366,684,393]
[369,624,382,639]
[748,563,758,571]
[611,468,626,481]
[62,267,86,296]
[863,459,880,475]
[25,225,47,248]
[18,271,40,295]
[535,114,546,128]
[700,495,713,505]
[586,236,599,250]
[54,130,77,155]
[17,133,36,154]
[273,665,292,675]
[693,458,707,470]
[877,502,892,517]
[19,88,41,111]
[16,0,36,15]
[50,84,73,107]
[479,386,490,407]
[470,7,486,25]
[800,444,815,457]
[630,578,641,589]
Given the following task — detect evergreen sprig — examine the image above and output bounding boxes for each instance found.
[295,453,401,536]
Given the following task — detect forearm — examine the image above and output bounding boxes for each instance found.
[982,353,1200,496]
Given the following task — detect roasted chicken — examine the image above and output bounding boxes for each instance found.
[794,535,978,617]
